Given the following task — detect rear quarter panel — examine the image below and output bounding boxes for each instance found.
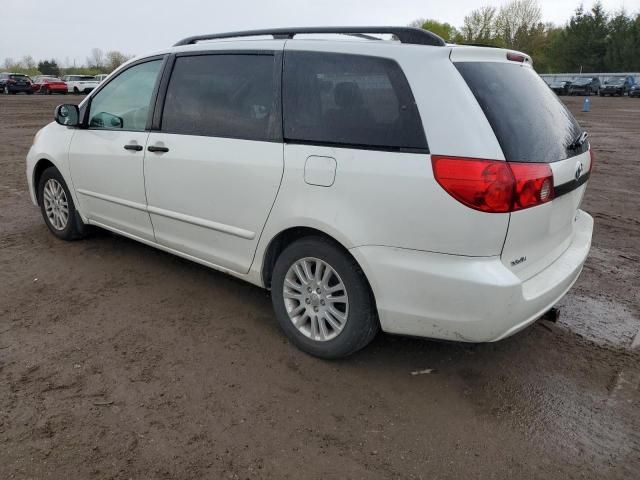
[252,41,510,281]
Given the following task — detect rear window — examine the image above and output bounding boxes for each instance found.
[455,62,586,162]
[283,51,427,151]
[10,74,28,80]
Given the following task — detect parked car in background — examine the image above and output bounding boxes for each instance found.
[628,84,640,98]
[32,77,68,95]
[27,27,594,358]
[61,75,100,94]
[569,77,600,96]
[600,76,635,96]
[95,74,109,83]
[550,80,572,95]
[0,72,33,94]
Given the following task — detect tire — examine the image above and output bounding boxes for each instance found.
[73,87,80,95]
[37,167,86,240]
[271,236,379,359]
[3,85,9,95]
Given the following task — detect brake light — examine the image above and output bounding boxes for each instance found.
[431,156,554,213]
[7,79,16,84]
[506,52,527,63]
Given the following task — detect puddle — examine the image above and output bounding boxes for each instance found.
[556,293,640,349]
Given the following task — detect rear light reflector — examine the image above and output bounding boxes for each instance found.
[431,156,554,213]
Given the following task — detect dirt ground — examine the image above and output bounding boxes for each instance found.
[0,94,638,480]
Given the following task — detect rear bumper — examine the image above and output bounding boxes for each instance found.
[350,210,593,342]
[7,85,31,93]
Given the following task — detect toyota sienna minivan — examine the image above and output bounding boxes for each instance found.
[27,27,593,358]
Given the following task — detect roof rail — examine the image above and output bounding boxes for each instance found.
[173,27,446,47]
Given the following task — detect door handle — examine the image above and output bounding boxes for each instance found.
[147,145,169,153]
[124,144,143,151]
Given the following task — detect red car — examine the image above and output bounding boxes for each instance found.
[33,77,68,95]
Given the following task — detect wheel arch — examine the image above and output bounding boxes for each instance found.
[260,226,373,299]
[33,158,57,204]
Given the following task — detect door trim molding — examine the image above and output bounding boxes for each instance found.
[77,189,147,212]
[147,205,256,240]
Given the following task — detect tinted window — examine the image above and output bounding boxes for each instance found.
[88,59,162,131]
[455,62,586,162]
[283,51,427,151]
[161,54,279,141]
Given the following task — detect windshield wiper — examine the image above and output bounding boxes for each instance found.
[568,131,589,150]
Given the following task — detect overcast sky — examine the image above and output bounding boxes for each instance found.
[1,0,636,65]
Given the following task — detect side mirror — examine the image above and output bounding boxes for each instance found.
[54,104,80,127]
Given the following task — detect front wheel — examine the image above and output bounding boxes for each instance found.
[38,167,86,240]
[271,237,378,359]
[3,85,9,95]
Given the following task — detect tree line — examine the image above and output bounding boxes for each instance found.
[411,0,640,73]
[2,48,132,77]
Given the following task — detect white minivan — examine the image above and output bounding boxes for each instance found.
[27,27,593,358]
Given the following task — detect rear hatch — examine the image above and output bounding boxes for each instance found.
[10,74,30,86]
[451,48,592,281]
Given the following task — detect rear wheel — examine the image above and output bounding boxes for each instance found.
[38,167,86,240]
[271,237,378,359]
[73,87,80,95]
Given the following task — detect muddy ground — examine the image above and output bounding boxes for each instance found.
[0,94,638,479]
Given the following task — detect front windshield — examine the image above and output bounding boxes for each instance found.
[574,78,591,85]
[606,78,624,85]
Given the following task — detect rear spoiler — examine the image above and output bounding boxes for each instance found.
[449,46,532,66]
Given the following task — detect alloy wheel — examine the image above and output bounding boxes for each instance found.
[283,257,349,342]
[43,178,69,230]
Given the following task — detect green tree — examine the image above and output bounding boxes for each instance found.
[555,3,609,72]
[494,0,543,49]
[37,60,60,77]
[460,6,499,45]
[410,18,459,42]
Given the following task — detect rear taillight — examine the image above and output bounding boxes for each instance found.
[7,79,16,84]
[431,156,554,213]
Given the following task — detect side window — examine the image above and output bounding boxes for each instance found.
[161,54,279,141]
[283,51,427,150]
[88,59,163,131]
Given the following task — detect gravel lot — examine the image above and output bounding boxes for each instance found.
[1,94,639,479]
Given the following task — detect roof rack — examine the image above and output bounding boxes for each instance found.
[173,27,446,47]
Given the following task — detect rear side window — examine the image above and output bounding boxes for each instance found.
[161,54,279,141]
[455,62,586,162]
[283,51,427,151]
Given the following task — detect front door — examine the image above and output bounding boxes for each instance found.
[144,52,284,273]
[68,58,164,241]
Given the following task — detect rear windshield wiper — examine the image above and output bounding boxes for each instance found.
[568,131,588,150]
